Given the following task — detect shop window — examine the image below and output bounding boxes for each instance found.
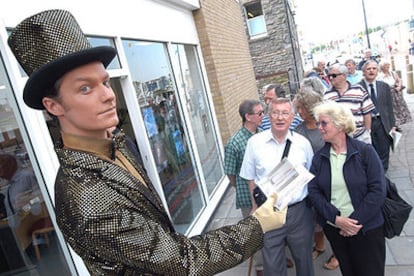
[122,40,204,233]
[170,44,224,195]
[245,1,267,37]
[0,54,70,275]
[88,36,121,69]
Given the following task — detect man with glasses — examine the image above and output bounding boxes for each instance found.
[224,99,264,275]
[240,98,314,276]
[323,63,374,144]
[260,83,302,131]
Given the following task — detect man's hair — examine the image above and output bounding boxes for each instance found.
[268,98,293,114]
[328,63,348,74]
[345,59,356,65]
[239,99,262,123]
[361,60,379,71]
[263,83,286,98]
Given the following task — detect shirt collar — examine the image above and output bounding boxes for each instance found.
[61,131,113,160]
[263,129,292,144]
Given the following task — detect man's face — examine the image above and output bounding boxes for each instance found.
[264,89,277,105]
[345,62,356,74]
[318,62,325,70]
[246,104,264,127]
[43,61,119,138]
[363,62,379,82]
[269,102,293,133]
[328,69,346,88]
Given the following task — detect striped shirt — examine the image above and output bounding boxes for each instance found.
[323,83,375,138]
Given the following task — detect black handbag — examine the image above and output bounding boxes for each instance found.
[253,139,291,207]
[382,177,413,239]
[360,144,412,238]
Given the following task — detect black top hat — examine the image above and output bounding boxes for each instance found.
[8,9,117,110]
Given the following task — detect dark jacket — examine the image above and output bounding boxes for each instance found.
[54,131,263,275]
[359,80,395,133]
[308,136,386,234]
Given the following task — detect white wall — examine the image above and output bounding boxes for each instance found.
[0,0,200,44]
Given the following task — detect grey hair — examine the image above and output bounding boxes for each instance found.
[344,59,356,65]
[313,100,355,135]
[239,99,262,123]
[361,60,379,71]
[328,63,348,74]
[300,77,326,95]
[268,98,293,114]
[294,91,323,119]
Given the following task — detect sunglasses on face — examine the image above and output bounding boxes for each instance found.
[250,110,264,116]
[328,73,343,79]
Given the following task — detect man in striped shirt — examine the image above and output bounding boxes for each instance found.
[323,63,374,144]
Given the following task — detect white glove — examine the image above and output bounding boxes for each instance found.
[253,193,287,233]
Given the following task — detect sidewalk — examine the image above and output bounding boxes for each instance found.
[205,59,414,275]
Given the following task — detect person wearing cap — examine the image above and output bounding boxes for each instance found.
[8,9,287,275]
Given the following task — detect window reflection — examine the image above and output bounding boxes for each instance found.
[170,44,224,195]
[122,40,203,232]
[0,54,70,275]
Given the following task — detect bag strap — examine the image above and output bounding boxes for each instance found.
[281,139,291,160]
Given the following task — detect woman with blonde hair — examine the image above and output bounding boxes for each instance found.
[308,100,386,276]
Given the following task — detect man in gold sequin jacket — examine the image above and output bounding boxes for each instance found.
[8,9,287,275]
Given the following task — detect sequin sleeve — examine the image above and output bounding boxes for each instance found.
[55,161,263,275]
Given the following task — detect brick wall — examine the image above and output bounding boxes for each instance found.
[193,0,259,144]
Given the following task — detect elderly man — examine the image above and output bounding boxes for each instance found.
[224,99,264,275]
[323,63,374,144]
[359,60,396,171]
[345,58,363,85]
[260,84,302,131]
[240,98,314,276]
[8,9,287,275]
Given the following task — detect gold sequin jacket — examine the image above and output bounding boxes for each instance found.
[54,132,263,275]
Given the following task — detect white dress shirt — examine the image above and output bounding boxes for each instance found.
[240,129,314,206]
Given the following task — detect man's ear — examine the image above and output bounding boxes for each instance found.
[42,97,64,116]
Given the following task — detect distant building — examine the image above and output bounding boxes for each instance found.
[239,0,304,97]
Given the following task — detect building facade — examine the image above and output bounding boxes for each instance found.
[0,0,259,274]
[240,0,304,96]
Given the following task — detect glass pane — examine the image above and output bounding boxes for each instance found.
[87,36,121,70]
[248,16,267,36]
[0,54,70,275]
[170,44,224,195]
[122,40,204,233]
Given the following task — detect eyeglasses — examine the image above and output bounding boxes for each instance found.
[328,73,343,79]
[270,111,291,119]
[316,120,330,128]
[250,110,264,116]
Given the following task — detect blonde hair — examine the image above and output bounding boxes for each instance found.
[313,100,355,135]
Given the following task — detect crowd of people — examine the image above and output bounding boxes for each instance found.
[224,48,412,276]
[5,8,413,276]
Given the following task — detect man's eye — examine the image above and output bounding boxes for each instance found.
[80,86,91,93]
[103,80,111,88]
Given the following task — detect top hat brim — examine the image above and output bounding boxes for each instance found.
[23,46,116,110]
